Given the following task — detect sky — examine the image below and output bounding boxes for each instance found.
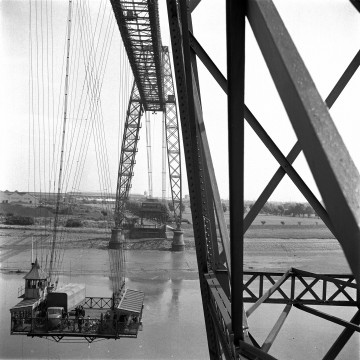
[0,0,359,203]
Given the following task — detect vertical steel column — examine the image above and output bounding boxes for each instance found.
[227,0,246,345]
[162,113,166,200]
[145,112,153,198]
[162,46,183,226]
[167,0,222,358]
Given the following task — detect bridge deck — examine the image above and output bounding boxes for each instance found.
[110,0,163,111]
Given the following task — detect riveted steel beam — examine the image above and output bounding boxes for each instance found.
[114,82,143,227]
[167,0,223,358]
[248,0,360,287]
[245,48,360,229]
[227,0,246,345]
[162,46,183,226]
[110,0,164,111]
[189,31,360,238]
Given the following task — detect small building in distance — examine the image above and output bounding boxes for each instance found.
[0,190,39,206]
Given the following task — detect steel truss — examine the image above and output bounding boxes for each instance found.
[167,0,360,359]
[162,46,182,225]
[110,0,163,111]
[111,1,183,228]
[114,82,143,227]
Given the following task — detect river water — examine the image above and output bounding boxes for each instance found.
[0,247,359,359]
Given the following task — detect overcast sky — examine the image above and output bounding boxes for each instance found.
[0,0,359,203]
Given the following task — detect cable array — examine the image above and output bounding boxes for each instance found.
[27,0,133,282]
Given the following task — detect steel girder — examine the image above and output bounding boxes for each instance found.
[110,0,163,111]
[167,0,231,358]
[110,2,183,232]
[168,0,360,359]
[162,46,183,226]
[243,269,358,307]
[114,82,143,227]
[247,0,360,288]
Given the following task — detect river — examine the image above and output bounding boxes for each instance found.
[0,246,359,359]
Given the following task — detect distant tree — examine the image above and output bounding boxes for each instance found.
[295,203,306,217]
[290,203,306,217]
[262,202,280,215]
[5,216,34,226]
[65,219,82,227]
[222,203,227,213]
[262,202,271,214]
[277,205,285,216]
[159,203,171,222]
[304,204,315,218]
[125,200,142,216]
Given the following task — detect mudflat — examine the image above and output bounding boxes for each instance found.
[0,226,349,277]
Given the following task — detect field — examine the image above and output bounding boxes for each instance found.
[0,203,335,253]
[0,204,346,274]
[180,209,332,239]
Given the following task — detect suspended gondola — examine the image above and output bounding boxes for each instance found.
[9,0,144,343]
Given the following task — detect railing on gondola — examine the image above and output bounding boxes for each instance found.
[10,293,143,341]
[11,315,142,339]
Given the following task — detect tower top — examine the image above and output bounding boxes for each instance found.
[23,259,48,280]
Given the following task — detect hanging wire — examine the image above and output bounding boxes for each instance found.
[26,0,130,283]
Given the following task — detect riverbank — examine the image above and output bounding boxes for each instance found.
[0,227,349,276]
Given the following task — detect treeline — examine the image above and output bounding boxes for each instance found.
[252,202,316,217]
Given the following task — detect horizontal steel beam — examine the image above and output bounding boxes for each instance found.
[246,269,291,317]
[243,269,357,306]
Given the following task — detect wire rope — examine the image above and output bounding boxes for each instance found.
[56,0,116,272]
[66,0,111,200]
[26,0,131,280]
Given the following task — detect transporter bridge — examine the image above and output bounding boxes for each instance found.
[108,0,185,251]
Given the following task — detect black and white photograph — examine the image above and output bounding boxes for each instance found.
[0,0,359,359]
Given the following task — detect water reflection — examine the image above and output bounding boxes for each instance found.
[108,246,125,298]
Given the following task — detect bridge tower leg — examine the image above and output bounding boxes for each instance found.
[110,81,143,249]
[162,46,185,251]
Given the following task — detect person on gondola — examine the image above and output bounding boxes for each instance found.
[78,315,84,333]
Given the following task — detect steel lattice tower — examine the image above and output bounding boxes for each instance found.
[109,0,184,251]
